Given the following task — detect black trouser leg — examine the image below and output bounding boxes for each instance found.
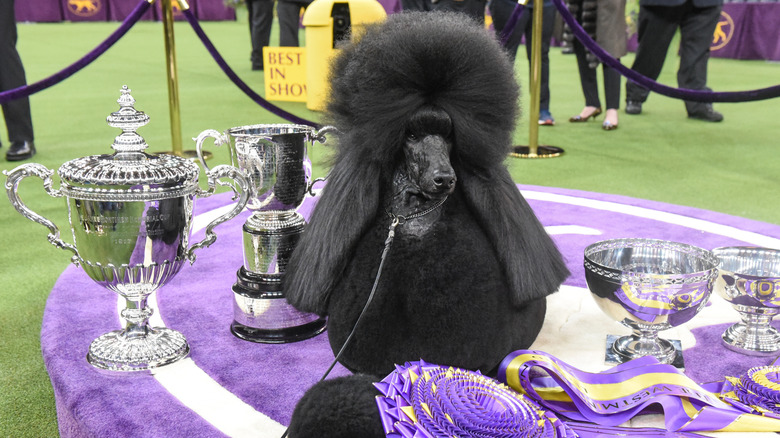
[490,0,524,61]
[573,38,600,108]
[0,0,34,143]
[603,62,621,110]
[277,1,304,47]
[247,0,274,69]
[521,4,555,111]
[625,3,680,104]
[678,3,721,114]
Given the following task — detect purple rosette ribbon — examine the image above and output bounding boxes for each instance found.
[499,350,780,433]
[707,366,780,416]
[374,360,575,437]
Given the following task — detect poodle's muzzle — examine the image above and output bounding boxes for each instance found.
[404,133,457,199]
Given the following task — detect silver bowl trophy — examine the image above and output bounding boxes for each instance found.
[584,238,718,368]
[712,246,780,356]
[4,86,250,371]
[195,124,330,343]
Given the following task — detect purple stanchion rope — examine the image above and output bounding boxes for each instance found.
[0,0,152,104]
[181,8,319,128]
[549,0,780,102]
[500,3,525,45]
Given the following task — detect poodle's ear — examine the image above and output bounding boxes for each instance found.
[284,157,381,315]
[461,169,570,307]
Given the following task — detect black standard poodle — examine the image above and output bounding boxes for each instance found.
[282,11,570,437]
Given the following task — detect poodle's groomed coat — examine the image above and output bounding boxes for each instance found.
[283,11,570,436]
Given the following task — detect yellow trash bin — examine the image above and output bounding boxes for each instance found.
[303,0,386,111]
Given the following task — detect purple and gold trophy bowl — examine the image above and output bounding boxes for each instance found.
[3,87,250,371]
[712,246,780,356]
[584,238,718,366]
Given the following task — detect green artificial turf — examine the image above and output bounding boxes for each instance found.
[0,8,778,437]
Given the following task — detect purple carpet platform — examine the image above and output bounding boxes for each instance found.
[41,185,780,437]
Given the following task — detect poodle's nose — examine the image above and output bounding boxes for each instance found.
[433,172,456,191]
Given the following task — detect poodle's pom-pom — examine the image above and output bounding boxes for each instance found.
[287,374,385,438]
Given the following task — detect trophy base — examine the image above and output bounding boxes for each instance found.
[87,327,190,372]
[230,267,326,344]
[605,334,684,369]
[231,319,327,343]
[722,321,780,356]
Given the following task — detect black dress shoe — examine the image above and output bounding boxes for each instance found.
[688,107,723,122]
[6,140,36,161]
[625,101,642,115]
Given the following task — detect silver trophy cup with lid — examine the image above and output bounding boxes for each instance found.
[195,124,331,343]
[4,86,250,371]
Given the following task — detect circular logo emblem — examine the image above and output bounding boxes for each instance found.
[711,11,734,51]
[172,0,184,16]
[67,0,102,17]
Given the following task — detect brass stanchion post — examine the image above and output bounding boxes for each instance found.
[511,0,564,159]
[156,0,211,160]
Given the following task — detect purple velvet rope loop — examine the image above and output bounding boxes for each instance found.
[181,8,319,128]
[0,0,152,104]
[501,3,525,45]
[550,0,780,103]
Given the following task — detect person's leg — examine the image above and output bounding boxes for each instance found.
[602,63,621,128]
[625,3,680,106]
[247,0,274,69]
[573,38,600,109]
[537,4,555,112]
[603,62,621,110]
[0,0,34,149]
[277,0,302,46]
[678,2,722,117]
[491,0,524,61]
[522,4,555,123]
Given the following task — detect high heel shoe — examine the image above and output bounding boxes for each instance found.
[602,120,618,131]
[569,107,602,122]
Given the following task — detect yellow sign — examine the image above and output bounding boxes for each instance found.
[263,47,307,102]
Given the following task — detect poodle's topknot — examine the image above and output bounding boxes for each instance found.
[326,11,520,174]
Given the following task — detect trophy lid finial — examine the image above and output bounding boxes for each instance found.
[107,85,151,154]
[57,85,199,200]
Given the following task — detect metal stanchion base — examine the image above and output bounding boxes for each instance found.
[510,145,564,159]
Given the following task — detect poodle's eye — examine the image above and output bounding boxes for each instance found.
[406,133,418,141]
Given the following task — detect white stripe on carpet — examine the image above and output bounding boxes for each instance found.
[117,204,287,437]
[523,190,780,249]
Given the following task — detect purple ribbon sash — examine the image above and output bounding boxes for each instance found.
[374,360,714,437]
[498,350,780,433]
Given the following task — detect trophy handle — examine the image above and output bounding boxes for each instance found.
[187,164,250,263]
[306,126,338,196]
[3,163,80,262]
[314,125,338,145]
[194,129,229,172]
